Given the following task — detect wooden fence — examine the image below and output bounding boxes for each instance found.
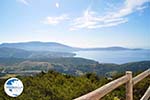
[74,69,150,100]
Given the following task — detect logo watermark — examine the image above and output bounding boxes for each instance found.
[4,78,24,97]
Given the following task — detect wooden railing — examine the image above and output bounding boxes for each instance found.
[74,69,150,100]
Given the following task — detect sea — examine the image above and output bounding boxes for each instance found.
[75,50,150,64]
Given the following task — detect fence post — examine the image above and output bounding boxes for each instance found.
[126,71,133,100]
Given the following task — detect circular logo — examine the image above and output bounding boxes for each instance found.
[4,78,24,97]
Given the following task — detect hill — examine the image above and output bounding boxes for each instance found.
[0,57,149,76]
[0,47,75,59]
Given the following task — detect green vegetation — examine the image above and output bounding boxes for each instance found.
[0,74,17,79]
[0,70,149,100]
[0,57,149,100]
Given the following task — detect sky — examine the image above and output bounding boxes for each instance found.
[0,0,150,48]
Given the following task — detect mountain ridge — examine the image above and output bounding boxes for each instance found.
[0,41,75,52]
[0,41,145,52]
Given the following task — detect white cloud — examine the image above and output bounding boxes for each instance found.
[17,0,29,5]
[56,2,60,8]
[71,0,150,30]
[42,14,70,25]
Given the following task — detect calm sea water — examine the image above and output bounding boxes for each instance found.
[75,50,150,64]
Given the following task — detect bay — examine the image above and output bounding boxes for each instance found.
[75,50,150,64]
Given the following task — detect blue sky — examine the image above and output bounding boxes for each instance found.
[0,0,150,48]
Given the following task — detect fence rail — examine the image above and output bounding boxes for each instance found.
[133,69,150,85]
[141,86,150,100]
[74,69,150,100]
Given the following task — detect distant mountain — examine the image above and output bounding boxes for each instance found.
[0,42,144,52]
[0,47,31,58]
[0,41,76,52]
[81,46,143,51]
[0,47,75,59]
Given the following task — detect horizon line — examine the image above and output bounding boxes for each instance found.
[0,41,149,49]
